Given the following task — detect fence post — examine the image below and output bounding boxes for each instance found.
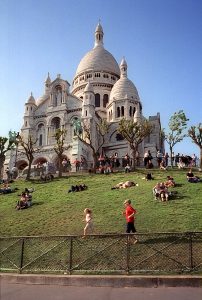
[20,238,25,274]
[189,232,194,271]
[126,235,130,275]
[69,237,73,275]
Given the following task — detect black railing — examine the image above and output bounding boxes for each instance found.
[0,232,202,275]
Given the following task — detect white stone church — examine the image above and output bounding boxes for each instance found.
[10,22,163,172]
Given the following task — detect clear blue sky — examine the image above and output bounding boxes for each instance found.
[0,0,201,157]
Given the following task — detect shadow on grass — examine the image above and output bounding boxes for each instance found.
[32,201,44,206]
[29,179,60,185]
[175,183,184,187]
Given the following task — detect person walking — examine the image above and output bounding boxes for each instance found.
[82,208,93,238]
[123,199,138,244]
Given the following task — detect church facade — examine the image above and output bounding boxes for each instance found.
[10,23,163,172]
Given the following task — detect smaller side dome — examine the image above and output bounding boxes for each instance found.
[26,92,36,105]
[109,58,140,102]
[84,82,94,93]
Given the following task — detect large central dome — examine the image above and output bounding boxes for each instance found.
[74,22,120,78]
[72,22,120,104]
[76,46,120,75]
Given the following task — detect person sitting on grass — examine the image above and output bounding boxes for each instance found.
[153,182,169,201]
[24,190,33,207]
[142,173,154,180]
[186,169,201,183]
[16,192,28,210]
[159,159,167,170]
[164,176,175,188]
[153,182,161,200]
[125,164,131,173]
[159,182,169,201]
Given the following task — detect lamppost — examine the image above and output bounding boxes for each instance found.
[14,132,20,167]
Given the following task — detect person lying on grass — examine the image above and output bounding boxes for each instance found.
[0,182,18,194]
[111,181,138,190]
[68,184,88,192]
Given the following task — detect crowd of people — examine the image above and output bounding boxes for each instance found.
[143,150,198,170]
[1,148,200,241]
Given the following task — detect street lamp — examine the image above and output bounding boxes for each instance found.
[14,132,21,167]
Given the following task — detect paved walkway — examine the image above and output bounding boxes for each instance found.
[0,280,202,300]
[1,281,202,300]
[1,274,202,300]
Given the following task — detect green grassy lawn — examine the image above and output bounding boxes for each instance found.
[1,169,202,237]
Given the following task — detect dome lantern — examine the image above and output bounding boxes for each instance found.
[120,57,128,78]
[94,21,104,48]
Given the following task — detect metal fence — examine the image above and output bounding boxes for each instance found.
[1,232,202,275]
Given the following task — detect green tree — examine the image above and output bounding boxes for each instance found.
[188,123,202,169]
[18,134,38,180]
[0,132,16,178]
[76,119,110,172]
[117,118,153,169]
[53,129,71,177]
[164,110,189,167]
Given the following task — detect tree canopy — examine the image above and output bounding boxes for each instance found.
[117,118,153,169]
[164,110,189,167]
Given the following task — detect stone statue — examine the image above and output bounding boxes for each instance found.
[73,119,82,136]
[56,90,62,103]
[8,131,18,143]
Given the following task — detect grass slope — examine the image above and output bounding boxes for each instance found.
[0,169,202,237]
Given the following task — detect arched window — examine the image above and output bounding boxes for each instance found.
[103,94,109,108]
[121,106,124,117]
[95,93,100,107]
[129,106,132,117]
[39,134,43,146]
[133,107,136,116]
[140,103,142,113]
[37,123,45,147]
[117,107,120,118]
[51,117,60,130]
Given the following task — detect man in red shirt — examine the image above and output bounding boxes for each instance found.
[123,199,137,243]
